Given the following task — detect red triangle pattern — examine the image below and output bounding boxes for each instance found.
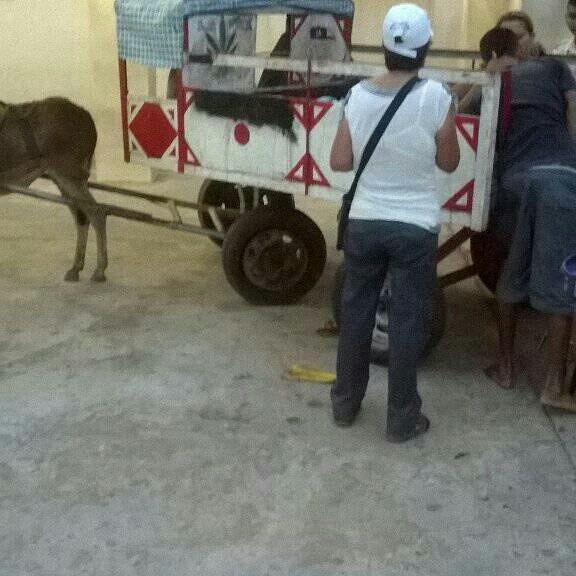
[455,115,479,152]
[442,180,474,212]
[309,101,332,131]
[183,141,201,166]
[290,101,333,131]
[286,153,330,187]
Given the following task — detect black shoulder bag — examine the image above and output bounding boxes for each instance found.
[336,76,421,250]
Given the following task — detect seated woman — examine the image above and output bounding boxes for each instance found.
[479,27,576,412]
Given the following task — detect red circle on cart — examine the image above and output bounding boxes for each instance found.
[234,123,250,145]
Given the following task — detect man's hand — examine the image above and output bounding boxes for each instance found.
[486,53,516,74]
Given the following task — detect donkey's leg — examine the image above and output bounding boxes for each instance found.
[89,210,108,283]
[50,173,109,282]
[63,207,90,282]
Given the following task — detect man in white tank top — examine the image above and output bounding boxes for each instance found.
[330,4,460,442]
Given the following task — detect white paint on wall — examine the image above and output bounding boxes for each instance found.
[522,0,568,52]
[0,0,92,105]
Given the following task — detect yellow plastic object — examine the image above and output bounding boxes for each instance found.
[285,364,336,384]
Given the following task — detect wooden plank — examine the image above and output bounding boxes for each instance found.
[352,44,482,60]
[471,75,501,232]
[439,265,477,288]
[421,68,492,86]
[5,180,224,219]
[87,181,200,211]
[436,227,473,262]
[1,182,226,240]
[128,95,176,106]
[213,54,494,85]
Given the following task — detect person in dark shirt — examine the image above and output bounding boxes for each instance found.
[496,10,545,59]
[480,29,576,412]
[458,28,519,115]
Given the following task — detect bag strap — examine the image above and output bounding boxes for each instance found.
[345,75,421,205]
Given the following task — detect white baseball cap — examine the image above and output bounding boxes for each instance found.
[382,3,433,59]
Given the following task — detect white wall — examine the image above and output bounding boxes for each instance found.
[0,0,92,105]
[522,0,568,52]
[351,0,515,50]
[84,0,150,180]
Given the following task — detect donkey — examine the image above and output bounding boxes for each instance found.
[0,97,107,282]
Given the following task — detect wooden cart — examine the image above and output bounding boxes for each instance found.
[3,1,503,363]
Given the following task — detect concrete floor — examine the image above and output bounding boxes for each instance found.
[1,176,576,576]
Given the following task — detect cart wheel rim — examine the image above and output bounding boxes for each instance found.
[242,230,309,291]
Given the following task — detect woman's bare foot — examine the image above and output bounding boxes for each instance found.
[540,389,576,412]
[484,362,515,389]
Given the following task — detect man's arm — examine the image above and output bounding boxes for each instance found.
[330,119,354,172]
[435,104,460,173]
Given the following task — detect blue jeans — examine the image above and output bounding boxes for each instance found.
[496,167,576,316]
[331,219,438,436]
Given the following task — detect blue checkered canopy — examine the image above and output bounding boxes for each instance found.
[115,0,355,68]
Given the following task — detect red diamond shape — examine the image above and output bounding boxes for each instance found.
[130,103,177,159]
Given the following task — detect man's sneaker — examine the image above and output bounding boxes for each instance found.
[386,414,430,443]
[332,406,361,428]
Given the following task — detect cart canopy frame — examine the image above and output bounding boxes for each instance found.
[115,0,355,68]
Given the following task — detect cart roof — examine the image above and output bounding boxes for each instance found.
[115,0,355,68]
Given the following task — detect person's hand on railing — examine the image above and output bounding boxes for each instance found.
[485,53,516,74]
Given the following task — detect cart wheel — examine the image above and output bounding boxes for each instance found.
[331,262,446,365]
[198,180,295,246]
[470,227,508,293]
[222,207,326,305]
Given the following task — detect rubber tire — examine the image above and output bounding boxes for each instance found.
[222,207,326,305]
[331,262,447,365]
[198,180,295,247]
